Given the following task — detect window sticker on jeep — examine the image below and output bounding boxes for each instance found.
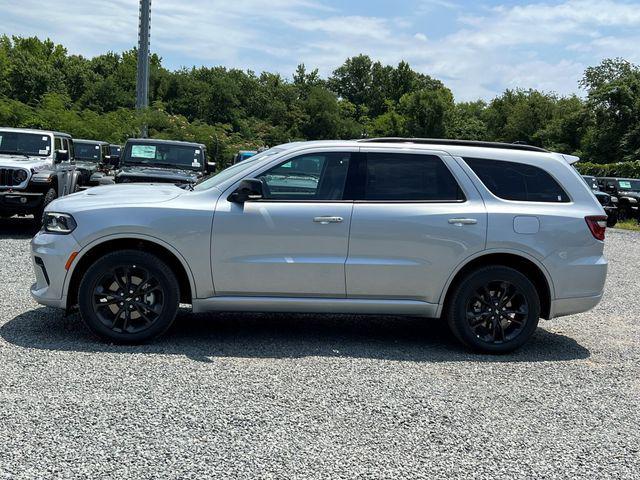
[131,145,156,158]
[192,160,201,167]
[619,181,632,188]
[38,149,49,155]
[42,136,48,141]
[195,149,201,155]
[95,145,100,149]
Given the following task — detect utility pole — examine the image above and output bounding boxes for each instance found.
[136,0,151,137]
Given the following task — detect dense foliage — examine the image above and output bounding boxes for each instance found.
[1,35,640,168]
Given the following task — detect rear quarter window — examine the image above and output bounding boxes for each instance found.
[463,157,569,203]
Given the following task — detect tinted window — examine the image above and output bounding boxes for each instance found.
[363,153,464,201]
[464,157,569,203]
[258,152,351,200]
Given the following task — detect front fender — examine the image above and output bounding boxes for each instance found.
[63,232,199,302]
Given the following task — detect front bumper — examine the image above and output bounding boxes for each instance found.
[30,231,82,310]
[0,190,44,212]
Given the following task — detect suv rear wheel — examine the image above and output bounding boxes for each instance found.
[78,250,180,343]
[446,266,540,353]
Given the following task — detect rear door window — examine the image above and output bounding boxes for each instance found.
[463,157,569,203]
[362,153,464,201]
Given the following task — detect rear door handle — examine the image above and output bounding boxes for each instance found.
[313,216,344,224]
[448,218,478,226]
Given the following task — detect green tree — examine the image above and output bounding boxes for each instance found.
[399,87,454,138]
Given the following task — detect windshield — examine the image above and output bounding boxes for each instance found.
[194,148,282,191]
[75,141,102,162]
[617,179,640,191]
[123,142,204,170]
[0,131,52,157]
[582,176,599,191]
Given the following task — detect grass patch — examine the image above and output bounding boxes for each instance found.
[616,219,640,231]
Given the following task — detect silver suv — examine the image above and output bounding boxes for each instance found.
[30,139,608,353]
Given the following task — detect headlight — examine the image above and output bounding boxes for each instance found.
[13,169,28,183]
[43,212,77,234]
[610,196,618,203]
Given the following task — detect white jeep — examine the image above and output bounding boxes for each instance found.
[0,127,80,222]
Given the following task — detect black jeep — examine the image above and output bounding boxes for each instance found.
[582,175,618,227]
[597,177,640,221]
[74,139,115,188]
[115,138,214,185]
[109,144,122,164]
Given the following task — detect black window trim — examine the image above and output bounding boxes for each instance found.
[352,150,468,204]
[462,156,572,204]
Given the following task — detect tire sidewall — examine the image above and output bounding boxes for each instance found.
[34,187,57,223]
[78,250,180,343]
[448,267,541,353]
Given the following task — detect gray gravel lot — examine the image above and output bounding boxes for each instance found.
[0,216,638,479]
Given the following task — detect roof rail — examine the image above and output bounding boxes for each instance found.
[357,137,549,153]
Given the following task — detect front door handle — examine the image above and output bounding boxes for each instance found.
[313,216,344,224]
[448,218,478,226]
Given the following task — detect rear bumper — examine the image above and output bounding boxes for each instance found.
[0,190,44,212]
[549,293,603,319]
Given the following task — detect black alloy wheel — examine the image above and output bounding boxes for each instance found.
[78,250,179,343]
[92,265,165,334]
[447,266,540,353]
[465,280,529,344]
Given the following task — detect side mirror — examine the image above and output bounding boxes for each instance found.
[206,161,216,173]
[54,149,69,163]
[229,178,264,203]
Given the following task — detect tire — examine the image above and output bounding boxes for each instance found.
[618,206,629,222]
[446,266,540,354]
[78,250,180,343]
[33,187,57,224]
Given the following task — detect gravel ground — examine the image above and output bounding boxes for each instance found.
[0,216,638,479]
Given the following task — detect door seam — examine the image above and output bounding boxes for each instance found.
[343,202,355,298]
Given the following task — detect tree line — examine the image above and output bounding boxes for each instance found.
[1,35,639,169]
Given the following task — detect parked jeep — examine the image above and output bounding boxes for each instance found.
[74,139,114,189]
[109,144,122,165]
[582,175,618,227]
[597,177,640,221]
[0,127,79,222]
[115,138,214,186]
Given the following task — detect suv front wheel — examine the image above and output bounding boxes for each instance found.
[446,266,540,353]
[78,250,180,343]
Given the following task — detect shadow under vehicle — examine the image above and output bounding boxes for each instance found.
[0,127,79,223]
[74,139,118,189]
[597,177,640,221]
[115,138,215,186]
[582,175,618,227]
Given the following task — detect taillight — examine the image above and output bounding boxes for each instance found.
[585,216,607,241]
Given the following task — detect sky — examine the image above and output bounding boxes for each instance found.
[2,0,640,101]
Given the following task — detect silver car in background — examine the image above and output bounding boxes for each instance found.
[30,138,608,353]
